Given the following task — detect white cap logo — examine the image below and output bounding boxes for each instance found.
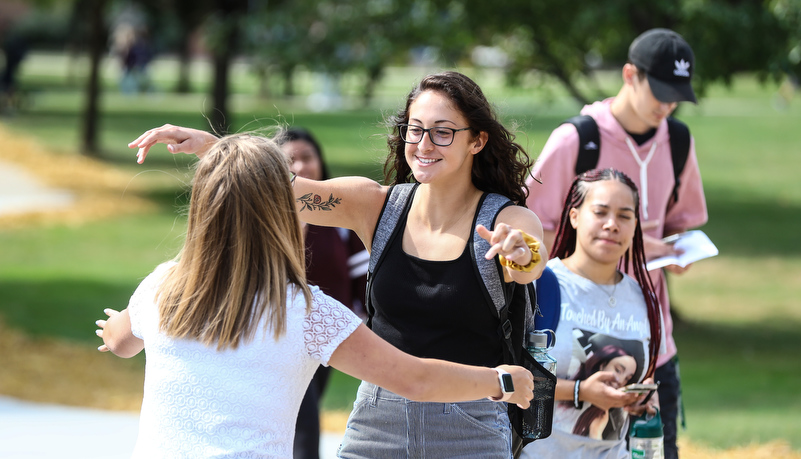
[674,59,691,77]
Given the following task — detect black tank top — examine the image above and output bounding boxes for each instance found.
[370,205,503,367]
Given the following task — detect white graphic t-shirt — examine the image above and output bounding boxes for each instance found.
[523,258,662,459]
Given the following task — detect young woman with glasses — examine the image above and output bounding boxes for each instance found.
[128,71,547,458]
[97,133,535,458]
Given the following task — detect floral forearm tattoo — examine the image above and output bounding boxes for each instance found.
[298,192,341,212]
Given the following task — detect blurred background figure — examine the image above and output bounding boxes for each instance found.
[0,31,27,114]
[111,23,153,95]
[0,4,28,116]
[276,127,368,459]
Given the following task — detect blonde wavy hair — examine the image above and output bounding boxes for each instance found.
[156,133,311,350]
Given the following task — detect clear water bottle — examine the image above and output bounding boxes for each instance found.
[521,329,556,440]
[527,330,556,373]
[629,408,664,459]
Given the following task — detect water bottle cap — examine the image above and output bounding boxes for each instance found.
[528,330,555,348]
[629,408,664,438]
[528,332,547,348]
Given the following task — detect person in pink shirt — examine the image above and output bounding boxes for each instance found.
[525,29,707,459]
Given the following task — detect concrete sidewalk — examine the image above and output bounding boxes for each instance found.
[0,396,344,458]
[0,160,74,216]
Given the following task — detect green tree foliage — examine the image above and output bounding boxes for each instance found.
[243,0,470,105]
[463,0,799,104]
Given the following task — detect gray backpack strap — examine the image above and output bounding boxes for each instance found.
[471,192,514,317]
[368,183,416,274]
[365,183,416,325]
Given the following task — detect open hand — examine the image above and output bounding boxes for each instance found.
[95,308,119,352]
[128,124,219,164]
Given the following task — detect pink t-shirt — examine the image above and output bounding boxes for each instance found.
[526,98,708,366]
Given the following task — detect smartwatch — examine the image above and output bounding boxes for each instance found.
[488,368,515,402]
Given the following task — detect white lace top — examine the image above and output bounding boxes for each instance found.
[127,262,362,458]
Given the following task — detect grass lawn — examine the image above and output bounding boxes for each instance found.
[2,52,801,451]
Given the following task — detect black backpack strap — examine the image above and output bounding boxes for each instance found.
[666,117,691,207]
[565,115,601,176]
[364,183,417,326]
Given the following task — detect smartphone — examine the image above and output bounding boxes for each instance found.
[621,383,659,394]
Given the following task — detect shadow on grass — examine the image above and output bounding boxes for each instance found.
[0,278,142,345]
[674,319,801,449]
[699,187,801,257]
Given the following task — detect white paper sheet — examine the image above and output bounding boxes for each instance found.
[646,230,719,271]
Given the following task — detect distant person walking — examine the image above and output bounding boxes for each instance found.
[0,31,28,113]
[112,24,153,94]
[525,29,708,459]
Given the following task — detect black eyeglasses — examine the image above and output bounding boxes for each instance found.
[398,124,472,147]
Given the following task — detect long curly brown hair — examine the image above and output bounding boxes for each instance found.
[384,71,533,205]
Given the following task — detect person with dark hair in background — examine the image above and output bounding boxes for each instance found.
[526,29,708,458]
[276,128,368,459]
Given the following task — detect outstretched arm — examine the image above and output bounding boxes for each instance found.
[128,125,388,246]
[329,324,535,408]
[96,308,143,358]
[290,175,386,244]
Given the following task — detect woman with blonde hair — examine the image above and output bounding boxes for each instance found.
[128,71,547,458]
[97,133,534,458]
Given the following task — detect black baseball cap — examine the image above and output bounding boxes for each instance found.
[628,28,697,104]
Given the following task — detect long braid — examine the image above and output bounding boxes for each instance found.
[550,168,662,379]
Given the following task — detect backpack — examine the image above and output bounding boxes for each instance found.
[565,114,691,206]
[365,183,559,457]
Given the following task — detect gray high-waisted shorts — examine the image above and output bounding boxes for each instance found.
[337,381,512,458]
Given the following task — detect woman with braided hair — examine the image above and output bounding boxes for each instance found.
[521,168,664,459]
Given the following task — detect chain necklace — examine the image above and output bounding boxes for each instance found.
[566,260,620,308]
[596,281,619,307]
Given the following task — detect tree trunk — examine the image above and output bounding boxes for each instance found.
[174,34,192,94]
[209,0,247,135]
[82,0,107,157]
[210,46,231,135]
[362,65,383,108]
[282,65,295,97]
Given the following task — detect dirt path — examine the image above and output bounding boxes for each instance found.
[0,124,153,228]
[0,126,797,458]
